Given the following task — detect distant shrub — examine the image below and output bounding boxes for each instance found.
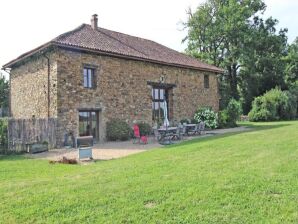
[136,122,152,136]
[194,107,218,129]
[106,119,131,141]
[0,118,8,153]
[249,88,297,121]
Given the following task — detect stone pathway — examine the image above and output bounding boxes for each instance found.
[26,126,251,161]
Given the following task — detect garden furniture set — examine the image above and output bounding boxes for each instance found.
[154,121,205,145]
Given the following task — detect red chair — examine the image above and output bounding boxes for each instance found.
[133,124,148,144]
[133,124,141,144]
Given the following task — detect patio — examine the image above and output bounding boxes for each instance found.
[26,126,250,161]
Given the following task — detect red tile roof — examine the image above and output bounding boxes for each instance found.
[3,24,223,73]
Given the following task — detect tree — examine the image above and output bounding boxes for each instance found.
[184,0,266,102]
[184,0,290,113]
[0,71,9,110]
[284,37,298,86]
[239,17,288,114]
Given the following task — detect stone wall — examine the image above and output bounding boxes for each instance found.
[10,51,58,119]
[55,49,219,144]
[10,47,219,146]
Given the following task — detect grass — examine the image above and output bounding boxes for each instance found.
[0,121,298,223]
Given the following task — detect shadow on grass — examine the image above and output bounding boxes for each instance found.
[164,122,292,149]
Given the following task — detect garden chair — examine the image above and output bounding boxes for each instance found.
[153,128,161,142]
[199,121,205,135]
[172,124,185,140]
[180,124,187,139]
[133,124,148,144]
[187,123,200,135]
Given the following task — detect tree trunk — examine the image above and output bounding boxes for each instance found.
[227,64,239,100]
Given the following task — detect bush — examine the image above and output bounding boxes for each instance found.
[281,91,297,119]
[0,118,8,152]
[248,88,297,121]
[190,118,199,124]
[218,110,229,128]
[106,119,131,141]
[136,122,152,136]
[194,107,218,129]
[180,118,190,124]
[218,99,242,128]
[226,99,242,126]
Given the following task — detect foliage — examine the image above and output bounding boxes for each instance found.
[180,118,190,124]
[0,73,9,111]
[1,121,298,223]
[226,99,242,126]
[106,119,131,141]
[218,99,242,128]
[194,107,218,129]
[289,83,298,116]
[136,122,152,136]
[248,88,297,121]
[217,110,229,128]
[284,37,298,85]
[239,17,288,114]
[185,0,266,100]
[184,0,291,112]
[0,118,8,152]
[190,118,198,124]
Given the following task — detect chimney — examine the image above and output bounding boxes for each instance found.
[91,14,98,29]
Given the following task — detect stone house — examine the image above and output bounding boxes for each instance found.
[3,15,223,146]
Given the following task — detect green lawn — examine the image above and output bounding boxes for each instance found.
[0,121,298,223]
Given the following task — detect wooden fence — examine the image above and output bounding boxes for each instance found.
[8,118,57,152]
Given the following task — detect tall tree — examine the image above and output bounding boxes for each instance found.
[239,17,288,113]
[184,0,266,102]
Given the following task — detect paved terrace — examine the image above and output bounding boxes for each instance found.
[26,126,250,161]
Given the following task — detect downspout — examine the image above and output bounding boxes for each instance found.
[43,55,50,118]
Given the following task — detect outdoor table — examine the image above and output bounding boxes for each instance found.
[185,124,196,135]
[158,127,178,144]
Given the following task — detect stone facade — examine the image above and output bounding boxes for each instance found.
[10,47,220,146]
[10,52,58,119]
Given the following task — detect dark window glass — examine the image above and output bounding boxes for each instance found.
[204,75,209,88]
[83,67,95,88]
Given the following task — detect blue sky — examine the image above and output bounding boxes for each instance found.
[0,0,297,77]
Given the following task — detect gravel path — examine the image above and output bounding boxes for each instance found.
[25,126,251,161]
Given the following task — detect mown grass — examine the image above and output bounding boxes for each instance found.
[0,121,297,223]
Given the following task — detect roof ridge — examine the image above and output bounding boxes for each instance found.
[96,26,149,58]
[52,24,86,42]
[99,26,151,42]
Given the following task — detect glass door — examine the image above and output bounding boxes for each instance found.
[79,111,99,140]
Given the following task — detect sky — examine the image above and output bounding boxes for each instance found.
[0,0,297,78]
